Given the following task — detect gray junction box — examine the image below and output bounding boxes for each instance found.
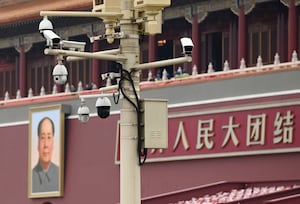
[140,98,168,149]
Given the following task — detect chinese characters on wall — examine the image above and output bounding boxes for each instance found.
[149,105,298,161]
[115,102,300,163]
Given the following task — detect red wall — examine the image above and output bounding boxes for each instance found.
[0,115,120,204]
[1,111,300,203]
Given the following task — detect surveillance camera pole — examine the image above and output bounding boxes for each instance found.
[119,1,141,203]
[40,0,192,203]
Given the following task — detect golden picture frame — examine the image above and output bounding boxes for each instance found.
[28,104,68,198]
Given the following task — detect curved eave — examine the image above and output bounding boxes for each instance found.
[0,0,92,25]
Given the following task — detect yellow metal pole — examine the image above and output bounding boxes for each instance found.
[119,0,141,203]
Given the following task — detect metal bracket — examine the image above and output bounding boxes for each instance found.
[90,32,125,43]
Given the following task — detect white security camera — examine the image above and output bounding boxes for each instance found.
[39,16,53,31]
[52,63,68,85]
[101,73,110,80]
[180,37,194,56]
[61,40,86,52]
[77,99,90,123]
[95,97,111,119]
[101,72,121,80]
[39,16,61,48]
[42,30,61,47]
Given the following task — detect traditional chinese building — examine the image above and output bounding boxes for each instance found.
[1,0,300,203]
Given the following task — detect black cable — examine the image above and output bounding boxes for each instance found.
[113,92,120,104]
[121,69,147,164]
[118,67,147,165]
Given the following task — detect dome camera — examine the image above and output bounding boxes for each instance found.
[95,97,111,119]
[39,16,53,32]
[39,16,61,47]
[77,99,90,123]
[180,37,194,56]
[52,63,68,85]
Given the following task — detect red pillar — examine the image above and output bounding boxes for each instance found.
[19,46,26,97]
[92,41,100,87]
[238,5,246,66]
[192,14,200,73]
[277,11,287,62]
[148,35,157,75]
[229,19,238,69]
[288,0,297,60]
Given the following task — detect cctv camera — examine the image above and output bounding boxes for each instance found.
[52,63,68,85]
[77,99,90,123]
[95,97,111,119]
[42,30,61,47]
[61,40,86,52]
[101,73,110,80]
[39,16,53,31]
[101,72,121,80]
[180,37,194,55]
[39,16,60,48]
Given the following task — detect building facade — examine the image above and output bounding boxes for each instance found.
[1,0,300,203]
[0,0,299,99]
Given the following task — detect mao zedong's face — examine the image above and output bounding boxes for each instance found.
[38,119,54,170]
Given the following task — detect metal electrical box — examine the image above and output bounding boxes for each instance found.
[140,99,168,149]
[134,0,171,10]
[144,11,162,34]
[93,0,120,13]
